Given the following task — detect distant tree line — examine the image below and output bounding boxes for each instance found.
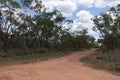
[92,4,120,51]
[0,0,96,53]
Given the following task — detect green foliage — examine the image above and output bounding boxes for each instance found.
[92,4,120,51]
[0,49,70,65]
[81,49,120,72]
[0,0,96,57]
[59,29,96,51]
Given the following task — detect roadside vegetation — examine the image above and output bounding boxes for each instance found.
[81,49,120,73]
[1,0,119,74]
[0,48,71,65]
[81,4,120,73]
[0,0,97,64]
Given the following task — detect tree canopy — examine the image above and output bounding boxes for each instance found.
[0,0,96,53]
[92,4,120,51]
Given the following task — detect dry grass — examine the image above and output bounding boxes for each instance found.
[80,49,120,73]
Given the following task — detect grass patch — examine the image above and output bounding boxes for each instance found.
[0,48,71,66]
[80,49,120,73]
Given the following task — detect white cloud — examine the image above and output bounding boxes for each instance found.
[42,0,55,11]
[70,10,98,37]
[41,0,95,17]
[41,0,120,39]
[55,0,77,16]
[42,0,77,17]
[72,0,94,7]
[76,10,94,23]
[95,0,120,8]
[42,0,120,17]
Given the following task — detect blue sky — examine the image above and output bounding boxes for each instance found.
[1,0,120,39]
[41,0,120,39]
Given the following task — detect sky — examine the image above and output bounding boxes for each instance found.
[41,0,120,39]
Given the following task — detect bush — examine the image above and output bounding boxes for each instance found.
[35,48,49,53]
[0,48,71,65]
[7,48,33,56]
[80,49,120,73]
[6,48,50,56]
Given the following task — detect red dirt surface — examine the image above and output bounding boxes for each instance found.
[0,50,120,80]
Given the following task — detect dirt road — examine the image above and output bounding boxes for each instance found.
[0,50,120,80]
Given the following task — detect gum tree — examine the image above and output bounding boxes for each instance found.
[92,4,120,50]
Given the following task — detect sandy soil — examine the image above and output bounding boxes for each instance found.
[0,50,120,80]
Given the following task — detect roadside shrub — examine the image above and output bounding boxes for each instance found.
[80,49,120,73]
[35,48,49,53]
